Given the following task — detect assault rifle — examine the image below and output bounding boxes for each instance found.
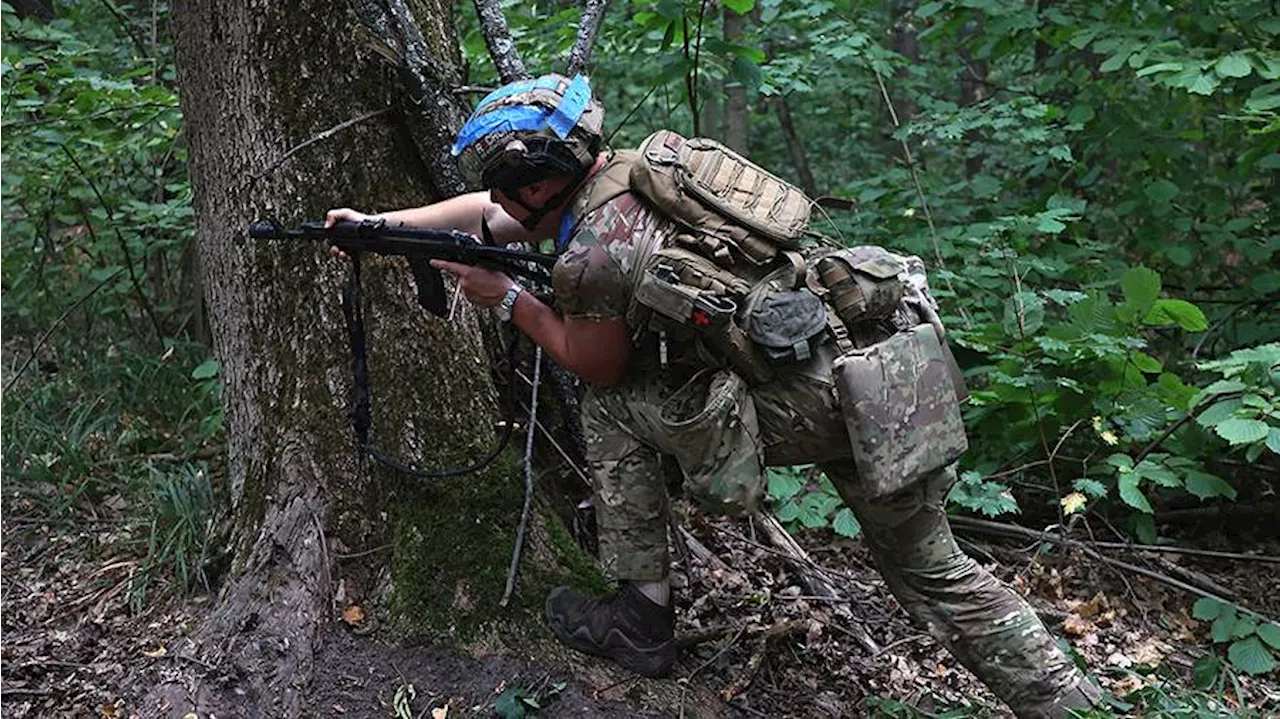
[249,219,557,316]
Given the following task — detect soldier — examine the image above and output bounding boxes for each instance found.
[327,73,1101,718]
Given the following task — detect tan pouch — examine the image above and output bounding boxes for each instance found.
[658,369,765,516]
[832,323,968,499]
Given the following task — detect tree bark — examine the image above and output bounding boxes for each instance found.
[722,6,748,155]
[10,0,54,21]
[163,1,563,715]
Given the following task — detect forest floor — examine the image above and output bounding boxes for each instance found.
[3,500,1279,719]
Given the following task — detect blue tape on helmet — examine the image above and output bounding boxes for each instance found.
[470,75,564,120]
[546,75,591,139]
[452,105,553,156]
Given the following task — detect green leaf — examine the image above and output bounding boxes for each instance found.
[493,686,527,719]
[832,508,861,538]
[1228,636,1277,675]
[1131,352,1163,374]
[1136,62,1184,77]
[722,0,754,13]
[1122,266,1162,311]
[1214,418,1271,445]
[1197,398,1243,427]
[1107,453,1135,471]
[1188,72,1220,95]
[1183,471,1237,500]
[1215,54,1253,79]
[1145,299,1208,331]
[1234,616,1259,639]
[1212,605,1238,643]
[1193,654,1222,689]
[191,358,219,380]
[1073,478,1107,498]
[1143,180,1179,204]
[1002,292,1045,337]
[1132,513,1156,544]
[1257,623,1280,650]
[1193,597,1223,621]
[1267,428,1280,455]
[767,468,805,501]
[1118,473,1153,513]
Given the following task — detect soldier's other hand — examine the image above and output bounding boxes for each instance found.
[324,208,377,261]
[430,260,514,309]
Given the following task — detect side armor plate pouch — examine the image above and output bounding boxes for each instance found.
[658,369,765,516]
[833,323,969,499]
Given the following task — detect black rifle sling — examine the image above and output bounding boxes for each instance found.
[341,252,518,478]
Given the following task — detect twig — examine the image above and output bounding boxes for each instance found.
[679,626,745,719]
[334,544,393,560]
[471,0,529,83]
[565,0,610,77]
[4,267,125,394]
[872,69,969,327]
[502,348,542,607]
[251,108,391,181]
[1133,393,1240,465]
[948,516,1279,623]
[60,144,164,340]
[875,633,933,657]
[720,620,807,701]
[751,515,881,655]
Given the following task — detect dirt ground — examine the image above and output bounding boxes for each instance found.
[3,504,1279,718]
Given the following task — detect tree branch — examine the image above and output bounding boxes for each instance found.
[471,0,529,83]
[565,0,609,77]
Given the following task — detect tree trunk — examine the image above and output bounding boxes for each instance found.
[722,6,749,155]
[162,1,586,715]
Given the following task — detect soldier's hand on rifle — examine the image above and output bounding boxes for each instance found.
[430,260,516,310]
[324,207,377,261]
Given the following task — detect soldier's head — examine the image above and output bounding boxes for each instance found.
[452,74,604,231]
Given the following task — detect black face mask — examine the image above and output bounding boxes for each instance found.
[497,162,592,233]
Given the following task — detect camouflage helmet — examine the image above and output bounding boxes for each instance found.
[451,74,605,192]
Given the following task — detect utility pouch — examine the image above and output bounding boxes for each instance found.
[745,289,828,363]
[658,369,765,516]
[810,247,906,329]
[832,323,968,499]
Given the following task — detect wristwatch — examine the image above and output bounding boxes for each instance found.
[495,284,523,322]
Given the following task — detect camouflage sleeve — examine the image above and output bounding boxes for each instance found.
[552,244,629,320]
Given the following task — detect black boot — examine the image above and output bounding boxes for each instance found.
[545,582,676,677]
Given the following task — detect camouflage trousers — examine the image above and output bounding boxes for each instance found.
[581,352,1099,718]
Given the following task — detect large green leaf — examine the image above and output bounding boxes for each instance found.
[1258,623,1280,650]
[1215,54,1253,79]
[1118,473,1153,513]
[1214,418,1271,445]
[1121,266,1161,312]
[1192,597,1223,621]
[1144,299,1207,331]
[1228,636,1277,675]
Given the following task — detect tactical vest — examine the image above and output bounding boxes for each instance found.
[573,132,969,500]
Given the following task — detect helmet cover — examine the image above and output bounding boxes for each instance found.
[452,74,604,191]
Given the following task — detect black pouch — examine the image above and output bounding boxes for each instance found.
[745,290,828,363]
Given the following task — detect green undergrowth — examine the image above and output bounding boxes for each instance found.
[386,448,604,643]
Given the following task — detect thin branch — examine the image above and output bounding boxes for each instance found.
[0,266,124,399]
[251,108,391,181]
[948,516,1279,623]
[872,69,970,327]
[502,348,542,607]
[565,0,610,77]
[1134,391,1242,466]
[471,0,529,83]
